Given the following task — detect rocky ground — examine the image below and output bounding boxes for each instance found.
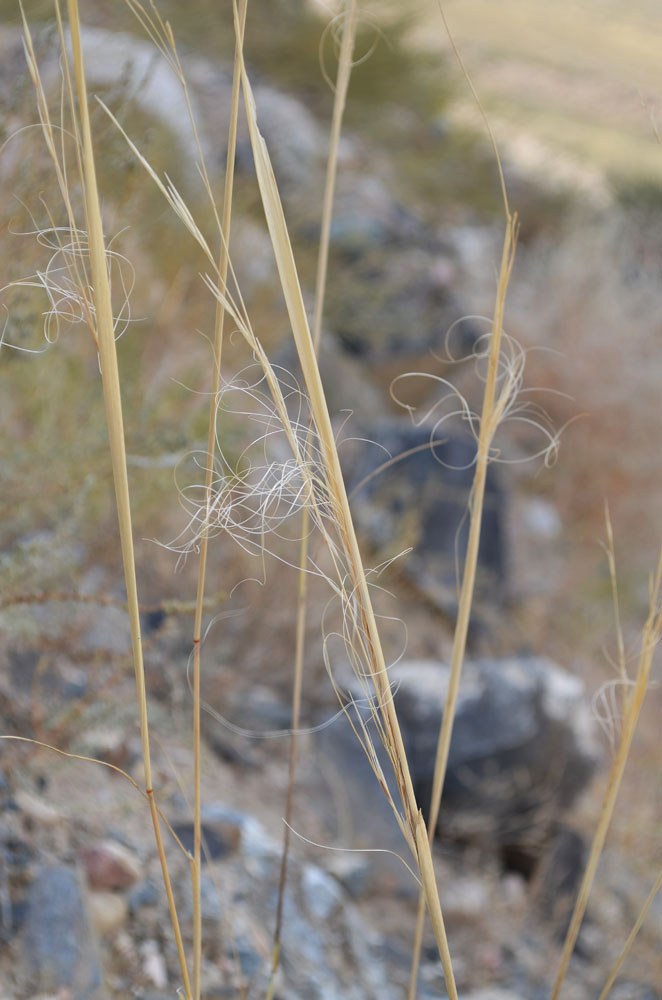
[1,3,661,999]
[0,624,659,999]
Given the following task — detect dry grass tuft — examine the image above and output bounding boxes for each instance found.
[2,2,660,999]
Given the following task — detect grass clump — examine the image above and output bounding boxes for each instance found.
[1,2,660,999]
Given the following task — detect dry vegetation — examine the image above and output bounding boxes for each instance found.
[0,2,661,999]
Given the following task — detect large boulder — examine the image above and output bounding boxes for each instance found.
[344,420,506,616]
[391,657,601,854]
[4,24,324,192]
[321,656,600,867]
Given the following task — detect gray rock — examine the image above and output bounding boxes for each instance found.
[345,421,506,616]
[301,863,343,922]
[324,655,600,875]
[390,657,601,852]
[325,854,374,899]
[253,83,324,190]
[236,813,281,882]
[233,936,264,979]
[5,24,323,195]
[190,805,400,1000]
[172,817,240,862]
[7,646,89,704]
[81,604,132,657]
[343,904,401,1000]
[311,708,421,901]
[0,846,16,941]
[22,865,105,1000]
[127,879,160,914]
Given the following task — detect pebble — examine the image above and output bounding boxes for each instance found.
[500,872,527,909]
[82,728,137,771]
[462,992,527,1000]
[88,890,129,937]
[82,839,141,891]
[171,819,240,862]
[234,937,264,978]
[127,879,160,914]
[609,985,660,1000]
[180,873,224,930]
[14,789,61,826]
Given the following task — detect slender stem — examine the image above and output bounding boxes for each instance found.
[236,4,458,989]
[550,557,662,1000]
[268,525,308,998]
[598,868,662,1000]
[270,2,358,987]
[409,216,518,999]
[148,792,192,997]
[190,3,247,997]
[311,0,358,353]
[66,4,192,994]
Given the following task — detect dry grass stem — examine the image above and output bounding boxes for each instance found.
[597,868,662,1000]
[20,2,194,994]
[233,1,458,991]
[408,208,519,999]
[406,13,519,981]
[550,552,662,1000]
[270,1,358,990]
[184,1,247,993]
[603,502,628,700]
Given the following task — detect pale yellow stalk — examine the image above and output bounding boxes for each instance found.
[311,1,358,352]
[190,4,247,996]
[604,502,627,704]
[409,213,518,998]
[65,3,191,994]
[407,8,517,992]
[598,868,662,1000]
[234,3,457,991]
[269,4,358,991]
[550,553,662,1000]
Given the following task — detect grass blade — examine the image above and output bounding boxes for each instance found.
[234,2,457,992]
[64,3,192,993]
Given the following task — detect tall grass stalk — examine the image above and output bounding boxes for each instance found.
[269,2,358,990]
[232,2,459,992]
[106,0,249,987]
[187,3,246,994]
[549,550,662,999]
[408,209,519,999]
[597,867,662,1000]
[407,10,519,991]
[604,503,628,708]
[22,2,193,994]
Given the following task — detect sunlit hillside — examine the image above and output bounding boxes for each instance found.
[390,0,662,189]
